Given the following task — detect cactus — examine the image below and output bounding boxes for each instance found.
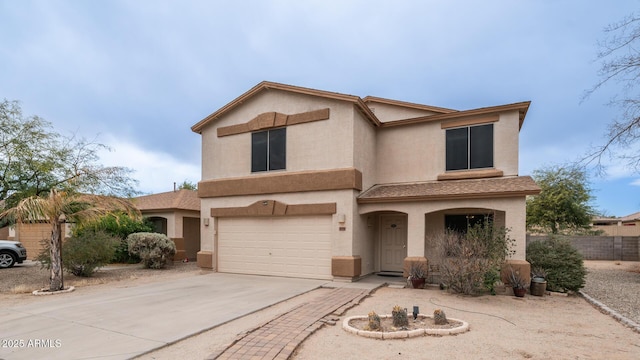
[392,305,409,328]
[434,308,448,325]
[365,311,381,331]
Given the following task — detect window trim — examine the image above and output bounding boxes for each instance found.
[251,128,286,173]
[445,123,494,172]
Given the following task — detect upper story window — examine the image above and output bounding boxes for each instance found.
[445,124,493,171]
[251,128,286,172]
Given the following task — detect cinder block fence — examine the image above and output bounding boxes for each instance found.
[526,235,640,261]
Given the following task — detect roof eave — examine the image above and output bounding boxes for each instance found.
[362,96,458,114]
[379,101,531,129]
[357,189,541,204]
[191,81,382,133]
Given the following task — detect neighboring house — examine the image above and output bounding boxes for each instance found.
[1,190,201,261]
[133,189,201,261]
[592,212,640,236]
[191,81,540,281]
[1,222,72,260]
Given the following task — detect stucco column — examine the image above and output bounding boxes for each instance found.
[197,215,215,269]
[505,199,526,260]
[406,211,425,257]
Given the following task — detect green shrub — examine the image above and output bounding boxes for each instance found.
[112,239,141,264]
[37,230,119,277]
[74,212,153,264]
[127,232,176,269]
[526,236,586,292]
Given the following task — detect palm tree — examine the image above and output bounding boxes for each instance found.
[0,189,140,292]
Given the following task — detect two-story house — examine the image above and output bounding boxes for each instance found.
[191,81,540,281]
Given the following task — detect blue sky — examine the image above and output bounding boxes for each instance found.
[1,0,639,216]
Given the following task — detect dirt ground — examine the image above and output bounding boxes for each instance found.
[3,261,639,359]
[140,261,640,360]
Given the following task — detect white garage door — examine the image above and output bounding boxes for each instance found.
[218,215,332,279]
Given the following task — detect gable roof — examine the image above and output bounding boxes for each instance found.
[357,176,541,203]
[191,81,381,133]
[191,81,531,133]
[133,189,200,212]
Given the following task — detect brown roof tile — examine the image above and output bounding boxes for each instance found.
[357,176,540,203]
[133,190,200,212]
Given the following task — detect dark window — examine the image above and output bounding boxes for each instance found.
[446,124,493,171]
[445,214,493,234]
[251,128,286,172]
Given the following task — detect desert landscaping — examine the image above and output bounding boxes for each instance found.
[2,260,639,360]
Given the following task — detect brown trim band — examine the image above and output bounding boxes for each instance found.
[198,168,362,198]
[437,169,504,181]
[211,200,337,217]
[217,108,330,137]
[440,115,499,129]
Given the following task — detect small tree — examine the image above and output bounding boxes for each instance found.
[177,180,197,190]
[584,13,640,173]
[0,189,140,291]
[526,165,596,234]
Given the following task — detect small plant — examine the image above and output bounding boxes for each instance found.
[127,232,176,269]
[508,268,527,289]
[365,311,381,331]
[483,267,501,295]
[433,309,448,325]
[531,267,547,281]
[407,261,427,279]
[391,305,408,328]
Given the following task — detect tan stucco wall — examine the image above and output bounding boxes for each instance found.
[375,110,521,184]
[353,109,378,191]
[200,90,361,180]
[359,196,528,260]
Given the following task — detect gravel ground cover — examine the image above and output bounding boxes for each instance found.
[581,261,640,325]
[0,260,200,294]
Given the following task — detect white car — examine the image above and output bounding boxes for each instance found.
[0,240,27,268]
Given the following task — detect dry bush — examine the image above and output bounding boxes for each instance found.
[433,223,515,295]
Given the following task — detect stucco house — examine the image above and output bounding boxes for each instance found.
[191,81,540,281]
[592,212,640,236]
[132,189,201,261]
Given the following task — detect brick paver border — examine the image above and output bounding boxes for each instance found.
[207,287,371,360]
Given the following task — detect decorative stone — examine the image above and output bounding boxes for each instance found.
[343,314,469,339]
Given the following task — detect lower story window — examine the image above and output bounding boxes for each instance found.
[445,214,493,234]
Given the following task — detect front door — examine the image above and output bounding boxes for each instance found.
[380,214,407,272]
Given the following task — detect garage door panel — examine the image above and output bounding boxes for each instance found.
[218,216,332,280]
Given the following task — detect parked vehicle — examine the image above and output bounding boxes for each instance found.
[0,240,27,268]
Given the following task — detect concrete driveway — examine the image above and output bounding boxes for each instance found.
[0,272,326,360]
